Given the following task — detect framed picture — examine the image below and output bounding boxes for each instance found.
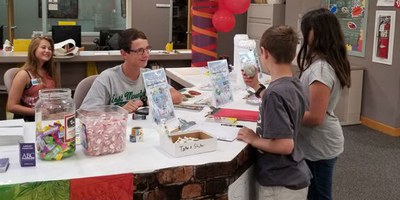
[327,0,369,57]
[376,0,395,6]
[39,0,79,19]
[372,10,396,65]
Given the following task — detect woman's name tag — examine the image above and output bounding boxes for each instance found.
[31,79,39,86]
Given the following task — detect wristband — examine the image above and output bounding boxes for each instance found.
[255,84,266,98]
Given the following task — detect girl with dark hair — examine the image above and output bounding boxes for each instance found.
[297,8,351,200]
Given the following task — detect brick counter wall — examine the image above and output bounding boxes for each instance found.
[134,145,255,200]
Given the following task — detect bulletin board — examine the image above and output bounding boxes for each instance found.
[326,0,369,57]
[38,0,79,19]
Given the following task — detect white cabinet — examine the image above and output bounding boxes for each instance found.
[292,65,364,126]
[334,67,364,125]
[246,4,286,49]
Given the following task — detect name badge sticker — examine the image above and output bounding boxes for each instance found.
[31,79,39,86]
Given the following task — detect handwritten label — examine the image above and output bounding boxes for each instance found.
[178,143,206,152]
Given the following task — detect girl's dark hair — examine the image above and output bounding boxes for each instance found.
[118,28,147,52]
[297,8,351,88]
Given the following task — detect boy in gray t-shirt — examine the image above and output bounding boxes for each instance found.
[81,28,183,112]
[237,25,311,200]
[81,65,148,108]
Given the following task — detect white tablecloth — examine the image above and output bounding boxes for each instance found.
[0,87,258,186]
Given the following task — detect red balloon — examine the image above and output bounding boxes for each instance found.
[221,0,250,14]
[212,9,236,32]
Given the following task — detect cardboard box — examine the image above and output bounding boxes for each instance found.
[19,143,36,167]
[160,130,217,157]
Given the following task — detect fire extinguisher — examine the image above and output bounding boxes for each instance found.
[378,18,390,58]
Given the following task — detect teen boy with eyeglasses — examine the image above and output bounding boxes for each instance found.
[81,28,183,113]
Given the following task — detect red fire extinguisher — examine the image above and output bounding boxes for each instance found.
[378,18,390,58]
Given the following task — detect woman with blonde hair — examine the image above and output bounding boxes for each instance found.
[7,36,59,121]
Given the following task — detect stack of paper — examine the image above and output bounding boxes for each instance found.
[0,119,25,146]
[188,122,240,142]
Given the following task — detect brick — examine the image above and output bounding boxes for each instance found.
[227,163,254,186]
[143,189,168,200]
[198,197,215,200]
[205,178,228,195]
[182,183,203,199]
[134,192,143,200]
[237,145,254,167]
[238,145,256,167]
[133,146,255,199]
[134,173,158,192]
[157,166,194,185]
[159,185,183,199]
[215,193,228,200]
[192,193,228,200]
[195,160,237,180]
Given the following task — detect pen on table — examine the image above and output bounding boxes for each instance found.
[221,124,244,128]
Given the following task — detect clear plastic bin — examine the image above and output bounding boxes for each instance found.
[76,105,128,156]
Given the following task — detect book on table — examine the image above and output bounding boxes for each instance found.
[0,119,24,146]
[0,158,10,173]
[207,108,259,122]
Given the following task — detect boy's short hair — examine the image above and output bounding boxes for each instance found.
[260,25,298,64]
[118,28,147,52]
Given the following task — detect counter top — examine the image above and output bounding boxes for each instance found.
[166,67,209,88]
[166,67,271,89]
[0,49,192,63]
[0,87,257,186]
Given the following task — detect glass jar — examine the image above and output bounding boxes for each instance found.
[35,88,75,160]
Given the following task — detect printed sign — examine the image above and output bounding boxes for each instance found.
[143,69,175,124]
[207,59,233,107]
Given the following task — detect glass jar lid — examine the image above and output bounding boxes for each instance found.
[39,88,71,100]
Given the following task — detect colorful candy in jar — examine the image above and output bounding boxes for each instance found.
[36,121,75,160]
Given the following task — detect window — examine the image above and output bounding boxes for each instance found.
[0,0,126,40]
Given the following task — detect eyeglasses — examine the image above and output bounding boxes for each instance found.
[128,46,152,55]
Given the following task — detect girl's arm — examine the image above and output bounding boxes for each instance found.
[7,71,35,116]
[303,81,330,126]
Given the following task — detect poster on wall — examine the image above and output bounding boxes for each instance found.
[372,10,396,65]
[376,0,395,6]
[38,0,79,19]
[327,0,369,57]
